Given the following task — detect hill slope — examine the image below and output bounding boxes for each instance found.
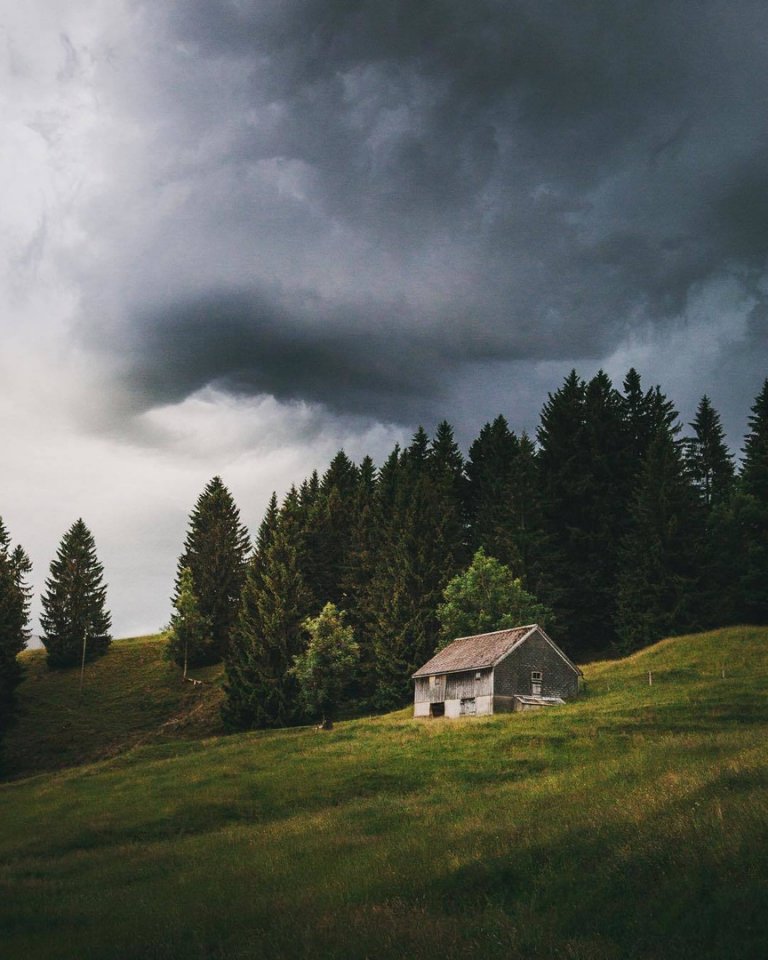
[1,627,767,959]
[2,635,224,779]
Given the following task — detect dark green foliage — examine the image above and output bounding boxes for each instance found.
[166,567,212,676]
[615,430,703,651]
[437,549,554,647]
[0,519,31,732]
[686,396,734,509]
[40,519,111,669]
[370,424,467,707]
[734,380,768,623]
[538,370,631,653]
[174,476,250,666]
[465,416,522,570]
[222,501,312,730]
[291,602,359,728]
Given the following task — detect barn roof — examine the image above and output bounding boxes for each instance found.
[412,624,582,679]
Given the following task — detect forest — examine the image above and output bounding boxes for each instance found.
[1,367,767,734]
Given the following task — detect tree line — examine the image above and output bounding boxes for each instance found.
[166,369,768,730]
[1,368,766,736]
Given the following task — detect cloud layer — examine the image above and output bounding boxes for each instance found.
[3,1,768,635]
[69,0,768,427]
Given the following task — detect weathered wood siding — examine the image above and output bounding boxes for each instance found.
[493,628,579,700]
[414,668,492,703]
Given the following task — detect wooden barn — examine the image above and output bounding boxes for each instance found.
[412,623,582,718]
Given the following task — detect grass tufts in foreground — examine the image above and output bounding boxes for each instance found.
[1,626,767,959]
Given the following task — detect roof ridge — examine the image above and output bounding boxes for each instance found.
[451,623,538,642]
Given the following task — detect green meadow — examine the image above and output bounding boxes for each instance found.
[1,627,767,959]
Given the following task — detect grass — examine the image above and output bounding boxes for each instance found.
[1,635,224,779]
[1,626,767,959]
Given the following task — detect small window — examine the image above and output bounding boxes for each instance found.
[531,671,543,682]
[475,671,482,681]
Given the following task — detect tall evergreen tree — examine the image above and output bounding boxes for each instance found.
[615,430,703,651]
[370,425,466,706]
[465,416,521,569]
[686,396,734,509]
[223,504,312,729]
[173,476,250,666]
[0,519,31,731]
[735,379,768,623]
[40,519,111,669]
[538,370,630,653]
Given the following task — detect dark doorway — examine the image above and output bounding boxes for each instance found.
[430,702,445,717]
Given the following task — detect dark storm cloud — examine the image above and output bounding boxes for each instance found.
[85,0,768,422]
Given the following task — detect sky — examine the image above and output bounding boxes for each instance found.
[2,0,767,639]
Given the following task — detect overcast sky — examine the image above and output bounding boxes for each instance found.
[2,0,767,638]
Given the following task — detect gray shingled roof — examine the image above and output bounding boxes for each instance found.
[412,624,537,678]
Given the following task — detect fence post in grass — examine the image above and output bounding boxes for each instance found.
[648,670,653,686]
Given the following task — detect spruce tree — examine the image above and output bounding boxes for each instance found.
[40,519,111,669]
[538,370,630,653]
[465,416,521,569]
[174,476,250,665]
[735,380,768,622]
[0,519,31,731]
[686,396,734,509]
[222,502,312,730]
[615,430,703,651]
[369,425,466,707]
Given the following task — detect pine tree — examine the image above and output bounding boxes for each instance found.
[174,476,250,665]
[741,379,768,502]
[40,519,111,669]
[686,396,734,509]
[465,416,521,569]
[538,370,630,653]
[166,567,212,677]
[369,425,466,707]
[735,380,768,622]
[615,430,703,651]
[0,519,31,731]
[222,505,312,730]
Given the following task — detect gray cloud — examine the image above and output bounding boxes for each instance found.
[77,0,768,425]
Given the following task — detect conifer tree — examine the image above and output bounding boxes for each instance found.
[0,519,31,731]
[538,370,630,653]
[340,456,379,698]
[369,425,466,706]
[223,503,312,730]
[735,379,768,622]
[174,476,250,665]
[615,430,703,651]
[465,416,521,569]
[40,519,111,669]
[166,567,211,678]
[686,396,734,509]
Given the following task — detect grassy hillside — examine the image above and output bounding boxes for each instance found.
[1,626,767,959]
[2,635,224,779]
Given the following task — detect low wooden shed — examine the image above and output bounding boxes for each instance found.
[412,623,582,718]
